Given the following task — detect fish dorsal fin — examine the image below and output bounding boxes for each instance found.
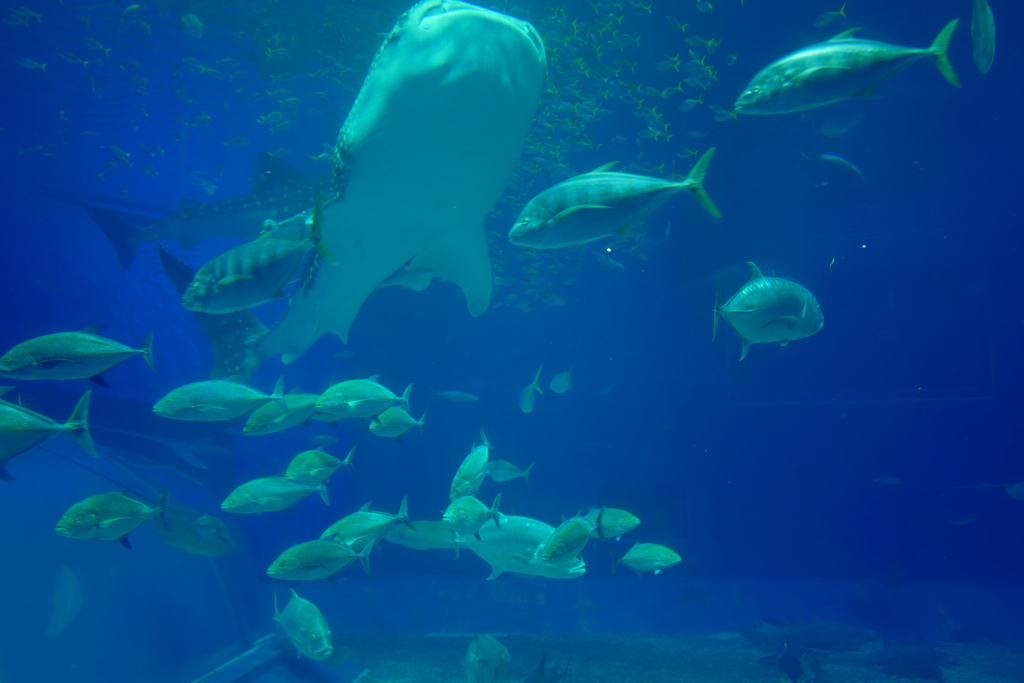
[827,28,861,41]
[289,588,299,599]
[591,161,618,173]
[359,501,372,511]
[746,262,764,281]
[81,325,106,334]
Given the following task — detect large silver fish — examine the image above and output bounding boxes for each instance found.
[0,390,96,480]
[714,262,824,361]
[274,589,333,661]
[0,328,154,385]
[458,515,586,580]
[508,149,720,249]
[181,197,331,314]
[254,1,547,364]
[735,20,960,115]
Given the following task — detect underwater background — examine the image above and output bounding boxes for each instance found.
[1,0,1022,681]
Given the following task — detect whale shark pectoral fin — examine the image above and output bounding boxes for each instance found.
[408,222,493,317]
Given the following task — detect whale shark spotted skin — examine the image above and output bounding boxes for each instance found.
[256,0,546,364]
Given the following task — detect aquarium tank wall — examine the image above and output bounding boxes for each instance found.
[0,0,1021,682]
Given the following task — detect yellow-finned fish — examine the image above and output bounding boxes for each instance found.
[1,389,96,480]
[0,327,154,384]
[714,262,823,361]
[274,589,333,661]
[55,489,167,549]
[735,20,960,115]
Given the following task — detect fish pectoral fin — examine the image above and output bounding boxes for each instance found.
[193,404,221,412]
[762,315,799,330]
[37,358,89,367]
[216,274,258,287]
[552,204,612,223]
[791,65,851,87]
[89,373,109,387]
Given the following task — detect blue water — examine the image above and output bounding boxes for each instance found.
[1,0,1021,681]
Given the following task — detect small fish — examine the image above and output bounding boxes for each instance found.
[451,431,492,499]
[735,20,960,115]
[444,493,503,538]
[1,390,96,479]
[464,634,510,683]
[519,366,544,413]
[800,152,864,188]
[267,540,371,581]
[714,262,824,361]
[0,327,154,385]
[320,497,414,550]
[182,196,332,313]
[584,507,640,540]
[315,379,408,420]
[179,13,205,38]
[274,589,333,661]
[813,3,847,28]
[153,505,239,556]
[55,489,166,549]
[17,58,46,73]
[549,366,573,393]
[243,392,319,435]
[486,459,533,485]
[971,0,995,74]
[154,378,285,422]
[509,151,720,249]
[432,390,480,402]
[540,512,602,563]
[873,477,903,485]
[285,447,354,485]
[613,542,681,575]
[221,475,329,513]
[369,405,425,438]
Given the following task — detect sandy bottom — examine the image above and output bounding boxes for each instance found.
[335,633,1023,683]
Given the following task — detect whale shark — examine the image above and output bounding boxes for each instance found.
[254,0,547,364]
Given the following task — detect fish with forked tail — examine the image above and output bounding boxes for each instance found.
[714,262,824,361]
[735,20,961,115]
[508,149,720,249]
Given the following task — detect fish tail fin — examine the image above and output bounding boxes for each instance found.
[533,365,544,394]
[490,492,503,530]
[356,543,372,576]
[596,507,607,540]
[317,481,330,506]
[523,462,535,488]
[479,428,490,448]
[397,495,415,530]
[713,277,722,342]
[341,446,356,476]
[271,376,286,410]
[929,19,961,87]
[681,147,722,218]
[66,391,97,458]
[155,488,170,527]
[140,328,156,373]
[311,193,336,263]
[400,383,413,412]
[417,411,426,438]
[839,2,846,18]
